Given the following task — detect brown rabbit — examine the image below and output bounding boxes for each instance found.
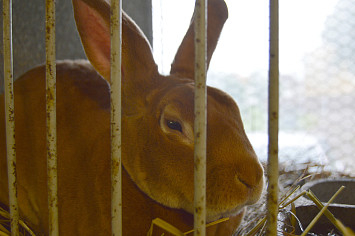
[0,0,264,235]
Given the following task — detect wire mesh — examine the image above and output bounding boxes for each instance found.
[203,0,355,174]
[299,0,355,172]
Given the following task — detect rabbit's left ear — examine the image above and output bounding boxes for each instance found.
[73,0,158,85]
[170,0,228,79]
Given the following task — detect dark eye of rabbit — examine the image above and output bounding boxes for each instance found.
[166,120,183,133]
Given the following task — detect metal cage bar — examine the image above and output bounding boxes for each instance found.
[194,0,207,235]
[110,0,123,235]
[3,0,20,235]
[266,0,279,234]
[45,0,59,235]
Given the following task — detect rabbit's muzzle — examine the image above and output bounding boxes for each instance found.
[204,158,264,221]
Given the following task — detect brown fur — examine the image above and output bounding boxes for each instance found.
[0,0,264,235]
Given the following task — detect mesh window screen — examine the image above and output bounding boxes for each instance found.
[153,0,355,172]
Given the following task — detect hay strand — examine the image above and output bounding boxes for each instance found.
[147,217,229,236]
[238,162,355,236]
[147,218,185,236]
[334,219,355,236]
[300,186,345,236]
[184,218,229,235]
[0,206,36,236]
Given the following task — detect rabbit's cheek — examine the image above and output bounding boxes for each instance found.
[125,135,195,211]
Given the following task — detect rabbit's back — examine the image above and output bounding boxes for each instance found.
[0,60,113,235]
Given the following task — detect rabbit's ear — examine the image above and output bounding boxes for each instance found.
[72,0,157,84]
[170,0,228,79]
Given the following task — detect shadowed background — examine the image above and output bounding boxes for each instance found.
[0,0,152,93]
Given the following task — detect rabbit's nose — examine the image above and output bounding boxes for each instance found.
[234,157,264,189]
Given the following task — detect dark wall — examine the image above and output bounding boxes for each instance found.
[0,0,152,92]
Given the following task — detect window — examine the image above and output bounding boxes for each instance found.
[152,0,355,172]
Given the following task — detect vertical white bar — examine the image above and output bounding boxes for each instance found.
[266,0,279,235]
[45,0,58,235]
[110,0,122,235]
[194,0,207,236]
[3,0,19,235]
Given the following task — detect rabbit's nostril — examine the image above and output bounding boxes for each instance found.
[233,159,264,189]
[235,175,252,189]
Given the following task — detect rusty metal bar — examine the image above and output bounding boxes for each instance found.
[193,0,207,235]
[3,0,19,235]
[45,0,58,235]
[110,0,122,235]
[266,0,279,234]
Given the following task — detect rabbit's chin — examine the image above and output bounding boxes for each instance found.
[206,205,246,223]
[180,202,246,223]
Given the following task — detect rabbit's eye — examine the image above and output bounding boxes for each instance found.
[166,120,183,133]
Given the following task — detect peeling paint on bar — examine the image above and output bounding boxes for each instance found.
[3,0,20,235]
[45,0,58,235]
[110,0,123,235]
[194,0,207,235]
[266,0,279,235]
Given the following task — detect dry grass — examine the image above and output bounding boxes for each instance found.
[236,161,355,236]
[0,205,36,236]
[147,217,230,235]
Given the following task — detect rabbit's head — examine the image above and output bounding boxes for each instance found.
[73,0,264,222]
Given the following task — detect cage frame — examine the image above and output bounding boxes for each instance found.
[2,0,279,235]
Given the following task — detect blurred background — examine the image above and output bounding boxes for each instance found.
[152,0,355,172]
[0,0,153,85]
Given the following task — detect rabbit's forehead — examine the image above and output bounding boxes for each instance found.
[207,86,239,111]
[160,82,195,103]
[161,102,194,124]
[206,87,244,127]
[158,86,194,120]
[155,81,240,121]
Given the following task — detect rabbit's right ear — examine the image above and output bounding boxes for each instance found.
[72,0,158,87]
[170,0,228,79]
[72,0,111,79]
